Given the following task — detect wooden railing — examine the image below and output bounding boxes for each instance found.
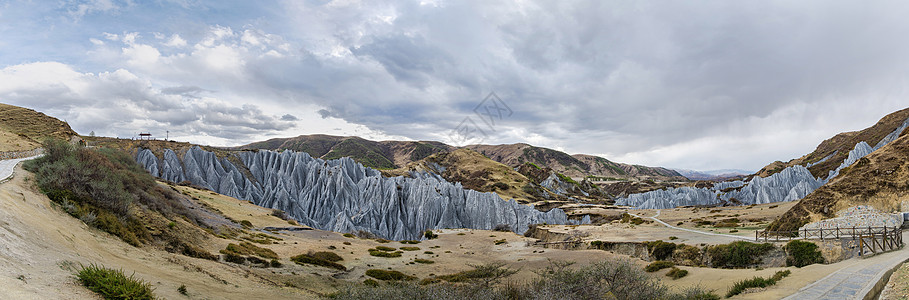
[756,226,903,256]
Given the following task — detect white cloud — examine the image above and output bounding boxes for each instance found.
[163,34,187,48]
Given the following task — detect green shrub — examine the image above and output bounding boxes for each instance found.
[76,264,155,300]
[644,261,674,272]
[494,239,507,245]
[178,284,187,295]
[666,267,688,279]
[269,259,282,268]
[785,240,824,268]
[24,140,207,251]
[644,241,677,261]
[363,279,379,287]
[668,236,678,240]
[375,239,391,243]
[423,251,434,255]
[369,249,402,258]
[220,242,278,260]
[400,247,420,251]
[343,233,355,238]
[707,241,774,268]
[725,270,790,298]
[423,230,438,239]
[400,240,421,244]
[240,220,253,228]
[414,259,435,264]
[290,253,346,270]
[425,262,518,285]
[222,252,246,264]
[309,251,343,262]
[365,269,416,281]
[374,246,397,252]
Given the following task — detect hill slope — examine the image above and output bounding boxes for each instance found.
[769,127,909,231]
[0,103,78,151]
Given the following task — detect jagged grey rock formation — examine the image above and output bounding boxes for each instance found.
[825,141,873,180]
[614,186,722,209]
[138,147,584,240]
[618,115,909,210]
[539,173,588,197]
[719,165,824,205]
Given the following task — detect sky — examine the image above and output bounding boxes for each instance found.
[2,0,909,171]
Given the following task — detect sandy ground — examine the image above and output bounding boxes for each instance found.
[0,164,317,299]
[882,260,909,300]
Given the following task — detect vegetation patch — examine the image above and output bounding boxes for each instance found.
[399,246,420,251]
[725,270,791,298]
[220,242,279,260]
[365,269,416,281]
[644,240,678,261]
[620,213,646,225]
[413,259,435,264]
[784,240,824,268]
[400,240,421,244]
[76,264,155,300]
[644,261,675,272]
[493,239,507,245]
[421,262,517,285]
[290,252,346,270]
[666,267,688,280]
[423,230,438,239]
[368,249,403,258]
[707,241,775,268]
[374,246,397,252]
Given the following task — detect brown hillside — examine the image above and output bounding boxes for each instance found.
[467,143,685,181]
[0,103,77,151]
[757,107,909,178]
[768,128,909,231]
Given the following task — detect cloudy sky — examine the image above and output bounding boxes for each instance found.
[2,0,909,171]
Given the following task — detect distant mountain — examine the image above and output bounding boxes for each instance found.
[465,143,686,181]
[239,134,452,169]
[240,135,685,182]
[673,168,752,181]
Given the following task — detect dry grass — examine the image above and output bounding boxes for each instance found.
[0,103,78,143]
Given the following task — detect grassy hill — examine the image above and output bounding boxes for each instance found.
[0,103,78,151]
[467,143,685,181]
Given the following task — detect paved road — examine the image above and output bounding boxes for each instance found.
[0,155,42,182]
[628,210,751,240]
[783,231,909,300]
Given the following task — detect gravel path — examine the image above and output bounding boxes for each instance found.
[628,210,752,240]
[0,155,41,183]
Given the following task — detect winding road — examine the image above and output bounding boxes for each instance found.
[627,210,751,240]
[0,155,41,183]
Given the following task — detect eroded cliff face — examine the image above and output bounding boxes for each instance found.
[138,147,584,240]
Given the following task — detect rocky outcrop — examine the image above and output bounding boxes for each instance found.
[138,147,584,240]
